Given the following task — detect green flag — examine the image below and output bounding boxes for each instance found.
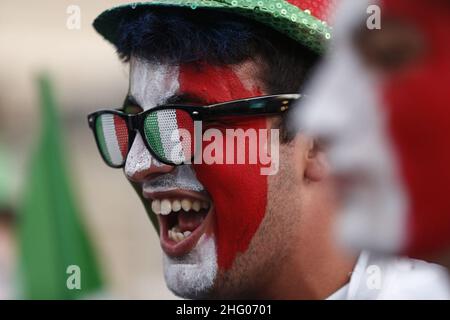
[18,75,103,299]
[0,142,11,210]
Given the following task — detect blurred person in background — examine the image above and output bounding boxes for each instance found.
[88,0,449,299]
[299,0,450,275]
[0,142,17,300]
[0,207,16,300]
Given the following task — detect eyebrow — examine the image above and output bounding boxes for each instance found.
[165,93,205,105]
[123,93,206,108]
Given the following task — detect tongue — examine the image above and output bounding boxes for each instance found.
[178,211,206,232]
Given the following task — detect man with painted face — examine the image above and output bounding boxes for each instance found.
[90,0,355,300]
[89,0,449,299]
[300,0,450,278]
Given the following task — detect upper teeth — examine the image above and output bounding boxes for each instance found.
[151,198,209,215]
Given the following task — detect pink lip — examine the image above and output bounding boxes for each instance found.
[143,189,210,203]
[142,189,215,257]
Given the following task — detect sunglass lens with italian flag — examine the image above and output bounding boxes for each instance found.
[142,108,195,165]
[94,113,129,167]
[89,108,195,167]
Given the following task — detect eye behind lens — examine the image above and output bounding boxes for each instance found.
[95,113,129,167]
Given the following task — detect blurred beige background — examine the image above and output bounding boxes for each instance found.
[0,0,177,299]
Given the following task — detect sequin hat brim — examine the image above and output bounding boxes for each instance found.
[93,0,333,54]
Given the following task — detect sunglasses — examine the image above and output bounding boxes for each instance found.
[87,94,301,168]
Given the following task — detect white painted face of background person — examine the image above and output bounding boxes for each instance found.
[297,0,409,254]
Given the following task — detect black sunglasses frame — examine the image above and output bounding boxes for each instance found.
[88,94,301,168]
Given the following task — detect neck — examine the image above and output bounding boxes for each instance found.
[259,205,356,299]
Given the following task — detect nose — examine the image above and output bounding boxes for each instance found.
[124,132,174,182]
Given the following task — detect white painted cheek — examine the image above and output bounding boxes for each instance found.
[124,133,153,178]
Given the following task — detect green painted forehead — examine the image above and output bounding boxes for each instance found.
[93,0,333,54]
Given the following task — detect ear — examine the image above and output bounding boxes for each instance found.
[303,138,330,182]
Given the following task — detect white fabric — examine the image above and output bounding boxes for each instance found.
[327,251,450,300]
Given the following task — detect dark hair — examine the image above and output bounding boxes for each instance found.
[115,8,319,141]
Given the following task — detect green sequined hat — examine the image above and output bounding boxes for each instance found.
[93,0,334,54]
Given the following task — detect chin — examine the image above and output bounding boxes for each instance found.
[163,234,218,299]
[141,186,219,298]
[337,186,407,255]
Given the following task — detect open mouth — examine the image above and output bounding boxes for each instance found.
[144,190,214,257]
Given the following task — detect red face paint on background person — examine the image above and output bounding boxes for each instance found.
[380,0,450,258]
[179,62,269,270]
[299,0,450,262]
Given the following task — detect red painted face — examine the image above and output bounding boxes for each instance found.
[179,62,269,270]
[381,0,450,257]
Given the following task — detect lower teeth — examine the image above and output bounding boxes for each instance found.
[168,227,192,242]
